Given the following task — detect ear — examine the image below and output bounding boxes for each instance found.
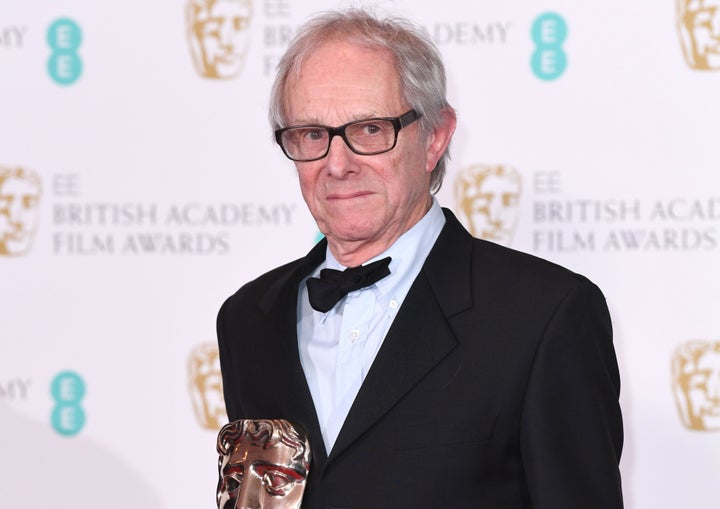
[425,107,457,173]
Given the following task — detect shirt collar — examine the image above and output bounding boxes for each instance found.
[323,198,446,303]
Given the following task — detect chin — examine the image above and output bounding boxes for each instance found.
[328,223,380,243]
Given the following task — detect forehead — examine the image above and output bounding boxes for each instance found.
[475,173,520,191]
[0,176,40,195]
[285,40,403,123]
[696,351,720,370]
[198,0,251,15]
[227,439,297,467]
[685,0,720,10]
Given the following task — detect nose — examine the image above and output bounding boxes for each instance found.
[324,135,356,178]
[8,196,23,224]
[220,20,235,48]
[486,195,504,223]
[234,476,262,509]
[708,372,720,401]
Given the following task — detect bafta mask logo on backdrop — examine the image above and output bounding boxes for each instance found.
[672,340,720,431]
[189,342,228,430]
[216,419,311,509]
[677,0,720,70]
[454,164,522,246]
[0,167,42,256]
[186,0,253,79]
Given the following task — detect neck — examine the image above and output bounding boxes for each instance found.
[327,238,395,268]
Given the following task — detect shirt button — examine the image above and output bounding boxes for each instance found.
[389,299,398,309]
[350,330,360,342]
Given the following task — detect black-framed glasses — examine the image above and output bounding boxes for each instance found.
[274,109,421,162]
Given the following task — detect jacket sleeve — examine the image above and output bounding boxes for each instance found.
[216,295,244,422]
[520,277,624,508]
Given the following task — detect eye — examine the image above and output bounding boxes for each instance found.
[692,10,712,28]
[347,120,393,143]
[222,474,242,493]
[202,19,221,38]
[361,123,382,135]
[303,129,326,142]
[688,372,710,391]
[23,196,38,209]
[233,16,250,31]
[502,194,518,207]
[262,470,295,496]
[472,194,491,209]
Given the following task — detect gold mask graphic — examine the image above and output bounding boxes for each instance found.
[186,0,253,79]
[216,419,311,509]
[672,340,720,431]
[0,167,41,256]
[677,0,720,70]
[454,164,521,246]
[189,343,228,430]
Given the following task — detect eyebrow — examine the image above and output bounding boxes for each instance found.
[290,112,387,126]
[251,460,306,480]
[222,463,245,476]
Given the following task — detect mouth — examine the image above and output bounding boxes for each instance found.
[326,191,374,201]
[215,54,239,66]
[4,228,28,242]
[701,406,720,417]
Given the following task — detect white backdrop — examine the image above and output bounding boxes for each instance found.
[2,0,719,507]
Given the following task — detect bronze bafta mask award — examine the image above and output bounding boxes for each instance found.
[216,419,311,509]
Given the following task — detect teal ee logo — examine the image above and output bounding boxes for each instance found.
[50,370,86,436]
[531,12,567,81]
[47,18,83,85]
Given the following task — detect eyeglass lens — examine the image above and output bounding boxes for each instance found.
[280,118,397,161]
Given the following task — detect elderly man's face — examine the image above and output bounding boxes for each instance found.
[218,440,306,509]
[678,0,720,69]
[285,41,444,257]
[189,0,252,78]
[0,175,41,255]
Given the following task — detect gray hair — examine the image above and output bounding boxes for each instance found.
[269,8,453,193]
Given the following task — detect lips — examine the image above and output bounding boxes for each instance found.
[326,191,374,200]
[702,406,720,417]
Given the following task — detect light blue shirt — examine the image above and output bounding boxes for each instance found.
[297,199,446,453]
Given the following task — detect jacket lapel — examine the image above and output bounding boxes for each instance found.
[257,239,331,464]
[329,209,474,461]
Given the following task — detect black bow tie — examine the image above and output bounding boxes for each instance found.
[306,257,392,313]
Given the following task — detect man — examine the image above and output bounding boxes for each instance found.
[0,166,42,256]
[217,419,311,508]
[186,0,253,79]
[217,8,623,508]
[455,164,522,246]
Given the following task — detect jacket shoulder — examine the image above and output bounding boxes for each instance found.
[220,255,309,314]
[474,238,594,286]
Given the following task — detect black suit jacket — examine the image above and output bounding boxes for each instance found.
[217,209,623,508]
